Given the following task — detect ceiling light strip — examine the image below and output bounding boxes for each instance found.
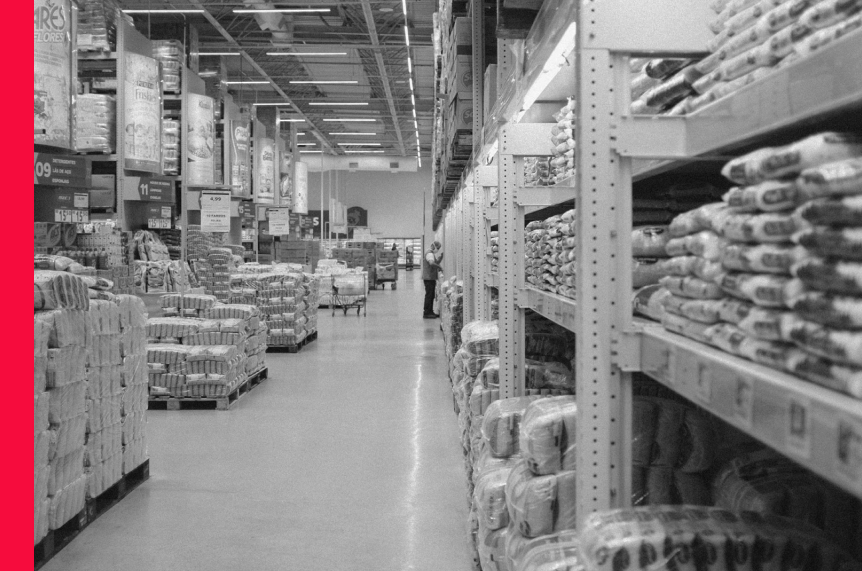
[123,9,204,13]
[289,80,358,84]
[233,9,330,13]
[266,52,346,56]
[309,102,368,106]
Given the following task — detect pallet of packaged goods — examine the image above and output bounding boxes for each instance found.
[34,265,150,568]
[146,297,268,409]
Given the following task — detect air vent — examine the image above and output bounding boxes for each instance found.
[348,162,359,169]
[390,162,399,169]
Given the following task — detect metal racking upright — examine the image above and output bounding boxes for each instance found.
[435,0,862,526]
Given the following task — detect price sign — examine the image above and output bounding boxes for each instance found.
[836,417,862,484]
[267,207,290,236]
[695,363,712,404]
[34,153,89,187]
[786,397,811,459]
[148,218,171,229]
[200,190,231,232]
[146,205,172,229]
[733,376,754,429]
[55,209,88,223]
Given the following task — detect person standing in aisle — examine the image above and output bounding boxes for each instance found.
[405,246,414,270]
[423,241,443,318]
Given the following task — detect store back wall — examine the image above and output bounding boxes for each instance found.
[305,165,433,241]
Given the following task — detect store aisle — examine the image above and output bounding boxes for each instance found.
[43,271,472,571]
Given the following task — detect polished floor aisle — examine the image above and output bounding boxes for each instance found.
[44,271,472,571]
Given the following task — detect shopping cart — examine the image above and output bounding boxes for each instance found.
[331,272,367,316]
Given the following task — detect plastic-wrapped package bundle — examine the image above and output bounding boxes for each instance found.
[77,0,120,52]
[162,119,180,175]
[579,505,861,571]
[49,475,87,530]
[75,94,116,153]
[461,321,500,377]
[477,524,510,571]
[34,317,51,544]
[152,40,183,93]
[519,397,577,476]
[35,271,90,311]
[482,397,540,458]
[549,99,576,183]
[490,231,500,274]
[523,157,552,187]
[505,460,577,538]
[474,462,517,532]
[506,529,581,571]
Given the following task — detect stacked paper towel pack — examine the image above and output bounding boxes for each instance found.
[524,210,577,300]
[147,302,263,398]
[34,268,149,545]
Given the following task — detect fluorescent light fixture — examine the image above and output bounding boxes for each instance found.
[337,143,382,146]
[223,80,270,85]
[413,120,418,130]
[409,78,414,91]
[309,102,368,106]
[198,71,219,77]
[412,108,417,118]
[402,0,408,14]
[323,118,376,122]
[253,102,287,106]
[267,52,346,56]
[407,57,412,73]
[123,9,204,13]
[411,94,416,106]
[328,132,376,136]
[404,26,410,46]
[418,157,422,167]
[300,150,323,153]
[297,143,316,146]
[195,52,241,56]
[234,8,330,13]
[297,132,306,135]
[344,150,385,154]
[278,118,306,122]
[290,80,358,84]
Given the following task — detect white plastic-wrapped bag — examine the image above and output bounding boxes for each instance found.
[519,396,577,476]
[482,397,540,458]
[506,461,577,538]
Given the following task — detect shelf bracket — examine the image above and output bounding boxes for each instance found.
[615,116,689,159]
[477,165,498,187]
[612,329,642,372]
[500,124,559,156]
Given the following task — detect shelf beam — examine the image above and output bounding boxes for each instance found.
[518,288,578,332]
[641,327,862,499]
[516,186,576,207]
[500,123,558,156]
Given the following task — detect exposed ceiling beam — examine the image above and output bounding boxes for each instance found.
[358,0,405,155]
[186,0,335,153]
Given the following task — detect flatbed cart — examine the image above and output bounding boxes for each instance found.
[331,273,367,316]
[374,262,398,290]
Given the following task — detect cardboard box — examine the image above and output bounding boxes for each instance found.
[449,94,474,132]
[451,17,471,47]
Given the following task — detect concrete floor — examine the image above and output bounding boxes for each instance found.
[44,271,472,571]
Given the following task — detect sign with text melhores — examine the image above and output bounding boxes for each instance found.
[35,0,72,149]
[200,190,231,232]
[293,161,308,214]
[123,53,162,173]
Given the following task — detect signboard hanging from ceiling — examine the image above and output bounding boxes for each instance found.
[34,0,73,149]
[347,207,367,228]
[124,53,162,173]
[293,161,308,214]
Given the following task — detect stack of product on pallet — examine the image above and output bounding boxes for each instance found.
[549,98,576,184]
[651,132,862,400]
[230,264,316,348]
[147,302,263,398]
[34,266,151,546]
[186,225,225,261]
[74,94,115,153]
[489,232,499,274]
[152,40,182,93]
[76,0,123,53]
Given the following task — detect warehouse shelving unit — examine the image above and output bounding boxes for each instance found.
[435,0,862,523]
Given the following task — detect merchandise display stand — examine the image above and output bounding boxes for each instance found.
[433,0,862,528]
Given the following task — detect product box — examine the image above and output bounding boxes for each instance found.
[451,17,471,48]
[447,55,473,102]
[89,175,116,209]
[449,94,474,132]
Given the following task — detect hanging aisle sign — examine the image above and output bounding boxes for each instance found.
[200,190,231,232]
[229,121,250,196]
[187,94,216,185]
[123,53,162,173]
[34,0,73,149]
[266,207,290,236]
[34,153,89,187]
[293,161,308,214]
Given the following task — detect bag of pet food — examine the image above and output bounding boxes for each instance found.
[794,227,862,260]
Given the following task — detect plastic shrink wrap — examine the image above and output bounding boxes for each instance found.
[506,461,577,538]
[519,397,577,476]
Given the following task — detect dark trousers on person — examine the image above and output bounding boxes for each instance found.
[423,280,436,315]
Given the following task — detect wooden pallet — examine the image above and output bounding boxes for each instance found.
[147,367,269,411]
[267,331,318,353]
[35,460,150,570]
